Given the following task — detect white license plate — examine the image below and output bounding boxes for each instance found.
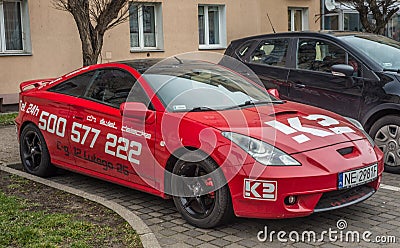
[338,164,378,189]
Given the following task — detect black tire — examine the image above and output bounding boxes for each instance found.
[19,123,56,177]
[171,152,233,228]
[369,115,400,174]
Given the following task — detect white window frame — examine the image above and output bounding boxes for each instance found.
[0,0,31,55]
[130,2,164,52]
[288,8,309,31]
[198,5,227,50]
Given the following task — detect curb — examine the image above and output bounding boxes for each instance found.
[0,163,161,248]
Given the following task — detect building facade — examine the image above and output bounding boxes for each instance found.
[321,0,400,41]
[0,0,320,106]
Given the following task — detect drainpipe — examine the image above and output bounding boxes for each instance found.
[321,0,325,30]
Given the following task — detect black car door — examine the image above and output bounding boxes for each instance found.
[243,38,291,98]
[287,38,364,118]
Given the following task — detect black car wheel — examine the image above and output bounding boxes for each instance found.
[369,115,400,174]
[171,152,233,228]
[20,124,55,177]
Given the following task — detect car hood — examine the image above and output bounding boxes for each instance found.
[183,101,367,154]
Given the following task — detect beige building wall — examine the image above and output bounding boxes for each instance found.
[0,0,320,105]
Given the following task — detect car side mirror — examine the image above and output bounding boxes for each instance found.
[267,88,280,99]
[120,102,155,123]
[331,64,354,77]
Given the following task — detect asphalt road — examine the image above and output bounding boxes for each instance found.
[1,125,399,247]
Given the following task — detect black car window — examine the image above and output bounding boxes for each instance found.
[297,39,360,76]
[48,71,95,97]
[249,39,289,67]
[84,69,149,108]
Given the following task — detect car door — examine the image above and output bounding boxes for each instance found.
[68,68,156,186]
[43,71,96,166]
[244,38,291,98]
[287,38,364,118]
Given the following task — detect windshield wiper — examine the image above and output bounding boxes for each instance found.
[383,68,400,73]
[223,100,284,110]
[187,106,216,112]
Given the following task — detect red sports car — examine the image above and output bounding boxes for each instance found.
[15,58,383,228]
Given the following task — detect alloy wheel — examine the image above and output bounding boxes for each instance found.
[374,124,400,167]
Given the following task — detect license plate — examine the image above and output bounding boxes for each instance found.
[338,164,378,189]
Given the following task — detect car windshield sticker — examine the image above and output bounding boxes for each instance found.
[265,114,355,144]
[173,105,187,111]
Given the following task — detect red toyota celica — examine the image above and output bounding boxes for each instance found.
[15,58,383,228]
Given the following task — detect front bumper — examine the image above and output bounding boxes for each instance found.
[226,141,384,219]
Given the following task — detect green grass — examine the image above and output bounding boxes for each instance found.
[0,191,142,247]
[0,112,17,126]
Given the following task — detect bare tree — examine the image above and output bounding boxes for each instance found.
[53,0,130,66]
[340,0,399,34]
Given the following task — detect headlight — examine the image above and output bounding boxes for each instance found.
[344,117,375,147]
[221,132,301,166]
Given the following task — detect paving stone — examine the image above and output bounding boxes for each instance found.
[237,239,259,247]
[169,233,192,243]
[198,243,219,248]
[159,229,178,237]
[223,235,243,242]
[183,230,203,237]
[157,237,178,246]
[224,243,246,248]
[183,237,204,246]
[198,234,216,242]
[163,243,192,248]
[171,225,189,233]
[210,238,232,247]
[159,222,177,228]
[208,230,228,238]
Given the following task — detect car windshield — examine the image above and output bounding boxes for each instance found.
[339,35,400,70]
[142,61,276,112]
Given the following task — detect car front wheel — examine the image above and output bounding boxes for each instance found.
[171,152,233,228]
[370,115,400,174]
[19,124,55,177]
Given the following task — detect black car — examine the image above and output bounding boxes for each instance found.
[224,31,400,173]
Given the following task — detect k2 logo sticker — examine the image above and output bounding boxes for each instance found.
[265,114,355,144]
[244,179,277,201]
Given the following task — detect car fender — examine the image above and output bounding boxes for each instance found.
[361,103,400,130]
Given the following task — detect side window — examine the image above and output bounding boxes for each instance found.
[297,39,360,75]
[250,39,289,67]
[84,69,150,108]
[235,41,253,58]
[48,71,95,97]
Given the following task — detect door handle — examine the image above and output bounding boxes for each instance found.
[293,83,305,89]
[73,115,84,120]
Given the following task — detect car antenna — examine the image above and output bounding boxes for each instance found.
[266,12,276,34]
[174,56,183,64]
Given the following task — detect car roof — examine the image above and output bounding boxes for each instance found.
[118,58,165,73]
[231,30,373,43]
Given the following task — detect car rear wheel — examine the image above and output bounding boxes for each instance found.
[369,115,400,174]
[19,124,56,177]
[171,152,233,228]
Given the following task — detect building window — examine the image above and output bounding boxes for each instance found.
[288,8,309,31]
[0,0,31,54]
[198,5,226,49]
[129,3,163,51]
